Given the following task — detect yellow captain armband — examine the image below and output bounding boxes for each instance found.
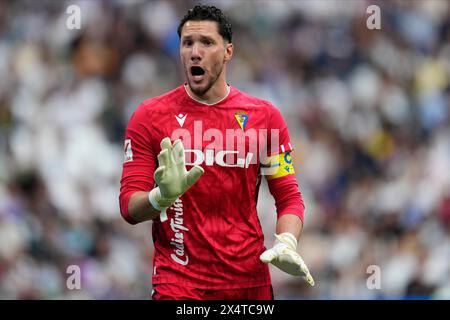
[262,151,295,180]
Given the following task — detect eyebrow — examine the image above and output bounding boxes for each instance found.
[182,34,215,41]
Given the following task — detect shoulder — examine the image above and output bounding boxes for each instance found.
[231,86,281,115]
[131,86,184,120]
[141,86,184,112]
[231,86,276,109]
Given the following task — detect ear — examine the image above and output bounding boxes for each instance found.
[224,42,233,62]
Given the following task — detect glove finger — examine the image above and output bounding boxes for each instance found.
[185,166,204,188]
[154,165,166,183]
[260,249,277,263]
[281,253,315,286]
[303,271,315,286]
[172,139,185,166]
[160,137,172,151]
[158,149,170,167]
[297,257,315,286]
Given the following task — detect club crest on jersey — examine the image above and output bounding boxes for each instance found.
[234,111,248,131]
[175,113,187,127]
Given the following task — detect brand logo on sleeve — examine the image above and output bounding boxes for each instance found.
[175,113,187,127]
[124,139,133,162]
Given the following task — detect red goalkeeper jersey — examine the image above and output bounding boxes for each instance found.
[120,84,295,289]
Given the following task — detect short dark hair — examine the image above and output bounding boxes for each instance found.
[177,5,233,43]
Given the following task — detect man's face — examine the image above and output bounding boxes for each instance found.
[180,20,232,97]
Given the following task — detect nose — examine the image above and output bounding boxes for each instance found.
[190,43,201,62]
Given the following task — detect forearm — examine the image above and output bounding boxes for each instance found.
[268,174,305,240]
[276,213,303,240]
[128,191,162,223]
[262,212,314,285]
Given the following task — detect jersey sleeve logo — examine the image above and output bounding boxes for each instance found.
[124,139,133,163]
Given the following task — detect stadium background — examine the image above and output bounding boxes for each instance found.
[0,0,449,299]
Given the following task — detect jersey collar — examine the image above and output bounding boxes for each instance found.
[183,84,231,106]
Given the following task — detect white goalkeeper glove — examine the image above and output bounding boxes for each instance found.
[260,232,315,286]
[148,137,204,221]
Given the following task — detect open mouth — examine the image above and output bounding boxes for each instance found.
[190,66,205,80]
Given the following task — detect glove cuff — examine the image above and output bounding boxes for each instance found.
[148,188,164,211]
[148,188,178,210]
[274,232,298,251]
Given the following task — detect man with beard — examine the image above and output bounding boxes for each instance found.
[119,4,314,300]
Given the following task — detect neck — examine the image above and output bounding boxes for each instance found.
[186,77,229,105]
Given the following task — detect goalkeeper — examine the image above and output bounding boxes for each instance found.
[119,4,314,300]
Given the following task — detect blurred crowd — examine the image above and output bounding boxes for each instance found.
[0,0,449,299]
